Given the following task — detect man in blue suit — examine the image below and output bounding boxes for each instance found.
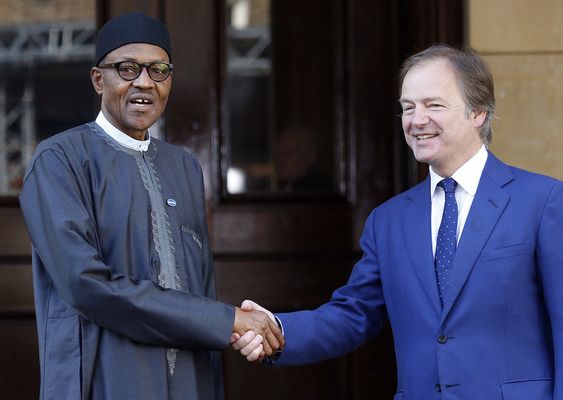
[232,44,563,399]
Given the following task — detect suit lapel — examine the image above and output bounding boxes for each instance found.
[440,154,513,320]
[403,178,442,317]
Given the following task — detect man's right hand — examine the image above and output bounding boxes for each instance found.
[232,302,284,357]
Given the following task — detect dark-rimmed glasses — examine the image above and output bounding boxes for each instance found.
[98,61,173,82]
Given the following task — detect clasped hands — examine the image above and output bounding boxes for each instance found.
[232,300,282,362]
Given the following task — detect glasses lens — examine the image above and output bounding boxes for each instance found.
[117,62,141,80]
[147,62,171,82]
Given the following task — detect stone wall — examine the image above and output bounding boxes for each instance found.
[0,0,94,25]
[468,0,563,179]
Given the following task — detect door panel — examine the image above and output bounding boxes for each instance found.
[0,318,40,398]
[0,208,38,399]
[212,205,354,253]
[0,208,32,257]
[215,256,356,310]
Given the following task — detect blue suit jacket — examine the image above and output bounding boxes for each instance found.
[277,153,563,400]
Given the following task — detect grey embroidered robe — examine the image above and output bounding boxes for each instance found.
[19,122,235,400]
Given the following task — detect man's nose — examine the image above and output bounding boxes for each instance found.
[133,67,154,87]
[412,107,430,126]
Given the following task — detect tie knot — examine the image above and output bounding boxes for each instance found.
[438,177,457,193]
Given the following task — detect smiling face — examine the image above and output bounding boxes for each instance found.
[399,58,485,177]
[90,43,172,140]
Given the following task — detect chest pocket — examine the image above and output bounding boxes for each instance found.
[182,225,203,250]
[180,225,205,295]
[500,378,553,400]
[481,242,532,262]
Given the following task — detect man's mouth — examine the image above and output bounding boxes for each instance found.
[415,133,438,141]
[129,93,154,106]
[130,98,152,105]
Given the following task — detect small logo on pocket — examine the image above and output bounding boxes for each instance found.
[166,199,177,207]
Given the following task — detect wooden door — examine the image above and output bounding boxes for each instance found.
[162,1,401,398]
[0,201,38,399]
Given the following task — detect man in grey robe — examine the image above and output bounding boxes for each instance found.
[19,12,282,400]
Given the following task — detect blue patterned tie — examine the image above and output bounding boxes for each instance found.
[435,178,458,300]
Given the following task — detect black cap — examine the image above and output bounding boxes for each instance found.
[95,12,172,66]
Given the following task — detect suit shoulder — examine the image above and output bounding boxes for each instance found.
[486,152,560,189]
[378,180,426,210]
[509,165,560,185]
[366,179,427,223]
[35,123,93,151]
[28,123,97,170]
[503,165,561,197]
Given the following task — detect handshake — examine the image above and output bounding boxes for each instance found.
[231,300,283,362]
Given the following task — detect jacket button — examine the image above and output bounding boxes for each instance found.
[437,334,448,344]
[435,383,441,392]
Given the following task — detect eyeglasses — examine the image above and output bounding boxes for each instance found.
[98,61,173,82]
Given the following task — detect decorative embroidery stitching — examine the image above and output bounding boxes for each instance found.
[89,123,181,376]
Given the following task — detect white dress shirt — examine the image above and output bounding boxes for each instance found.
[430,145,488,256]
[95,111,151,152]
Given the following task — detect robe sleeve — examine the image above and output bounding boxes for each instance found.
[20,147,235,351]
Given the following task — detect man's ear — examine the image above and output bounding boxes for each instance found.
[472,110,487,129]
[90,67,103,95]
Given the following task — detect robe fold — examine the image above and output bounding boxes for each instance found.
[19,122,234,400]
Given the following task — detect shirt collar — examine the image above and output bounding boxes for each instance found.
[430,145,488,197]
[95,111,151,152]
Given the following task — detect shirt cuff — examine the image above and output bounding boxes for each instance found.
[263,315,284,365]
